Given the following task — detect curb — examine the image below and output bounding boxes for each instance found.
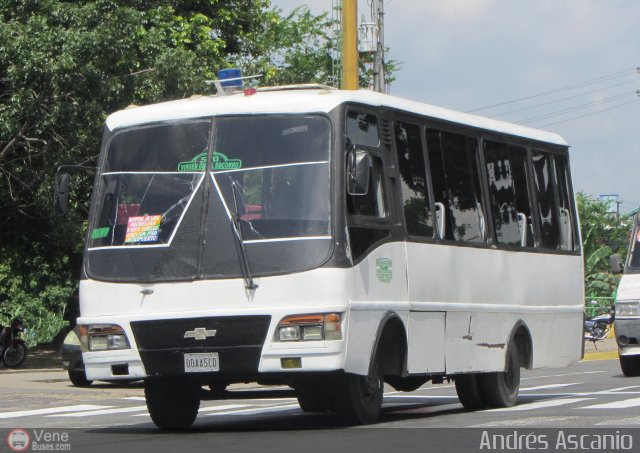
[0,367,62,374]
[582,350,618,361]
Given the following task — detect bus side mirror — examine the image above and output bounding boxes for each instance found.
[53,172,70,216]
[610,254,623,274]
[347,150,371,196]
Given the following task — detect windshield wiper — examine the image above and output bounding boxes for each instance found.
[227,176,258,290]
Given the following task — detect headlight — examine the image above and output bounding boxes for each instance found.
[79,324,131,352]
[275,313,343,342]
[615,301,640,317]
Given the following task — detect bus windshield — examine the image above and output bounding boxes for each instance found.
[86,115,332,282]
[628,223,640,271]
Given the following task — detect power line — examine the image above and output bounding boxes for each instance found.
[492,78,638,118]
[466,67,638,113]
[535,97,640,129]
[516,91,637,124]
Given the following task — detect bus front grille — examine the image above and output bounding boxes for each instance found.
[130,315,271,350]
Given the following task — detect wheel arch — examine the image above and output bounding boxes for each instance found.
[508,320,533,370]
[369,311,408,377]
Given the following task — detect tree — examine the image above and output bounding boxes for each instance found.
[577,192,632,303]
[0,0,341,345]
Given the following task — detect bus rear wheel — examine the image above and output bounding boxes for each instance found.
[619,355,640,377]
[145,378,200,430]
[478,343,520,408]
[333,356,384,424]
[455,374,486,410]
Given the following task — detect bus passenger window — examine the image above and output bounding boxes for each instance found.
[484,141,534,247]
[346,110,380,147]
[426,129,484,243]
[395,121,434,237]
[347,155,387,218]
[554,155,577,251]
[531,150,561,249]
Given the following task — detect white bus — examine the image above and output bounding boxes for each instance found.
[72,76,584,429]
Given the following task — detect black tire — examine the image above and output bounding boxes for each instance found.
[2,343,26,368]
[619,355,640,377]
[296,388,332,413]
[455,374,486,410]
[145,378,200,430]
[332,354,384,425]
[478,344,520,408]
[68,370,93,387]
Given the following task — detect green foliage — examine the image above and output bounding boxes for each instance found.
[0,0,358,346]
[577,192,632,298]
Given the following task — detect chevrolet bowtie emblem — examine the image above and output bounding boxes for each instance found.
[184,327,217,340]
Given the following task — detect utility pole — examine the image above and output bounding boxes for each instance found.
[373,0,385,93]
[341,0,358,90]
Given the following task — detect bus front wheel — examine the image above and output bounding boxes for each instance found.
[333,355,384,424]
[478,344,520,408]
[145,378,200,430]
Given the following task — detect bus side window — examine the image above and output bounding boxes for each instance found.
[395,121,434,238]
[426,129,484,243]
[484,141,534,247]
[554,154,577,251]
[346,110,380,147]
[531,150,562,249]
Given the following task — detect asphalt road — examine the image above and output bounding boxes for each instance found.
[1,357,639,452]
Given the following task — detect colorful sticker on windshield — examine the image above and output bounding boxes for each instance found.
[178,152,242,172]
[124,215,162,243]
[91,227,110,240]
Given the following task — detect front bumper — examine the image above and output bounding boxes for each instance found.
[80,310,348,381]
[615,318,640,356]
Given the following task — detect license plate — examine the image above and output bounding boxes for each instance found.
[184,352,219,373]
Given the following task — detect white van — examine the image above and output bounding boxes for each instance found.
[614,214,640,376]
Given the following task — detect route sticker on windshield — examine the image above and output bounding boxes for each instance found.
[124,215,162,243]
[91,227,110,240]
[178,151,242,172]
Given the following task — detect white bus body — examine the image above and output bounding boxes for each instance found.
[78,85,584,428]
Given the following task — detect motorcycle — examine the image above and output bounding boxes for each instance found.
[584,311,613,349]
[0,314,27,368]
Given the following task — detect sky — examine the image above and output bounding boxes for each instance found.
[271,0,640,213]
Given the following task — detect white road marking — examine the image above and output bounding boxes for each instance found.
[580,397,640,409]
[520,371,605,381]
[520,383,581,391]
[384,395,457,400]
[487,398,594,412]
[596,417,640,426]
[198,404,248,413]
[386,403,461,415]
[132,403,249,417]
[48,405,148,417]
[123,397,146,401]
[201,403,300,417]
[0,405,109,419]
